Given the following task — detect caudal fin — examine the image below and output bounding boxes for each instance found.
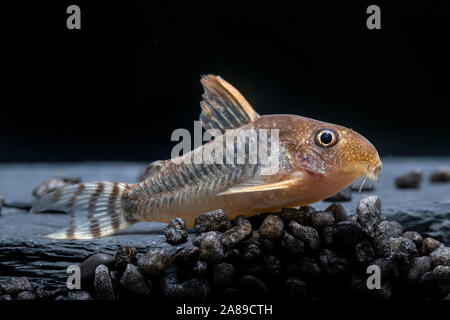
[31,181,134,240]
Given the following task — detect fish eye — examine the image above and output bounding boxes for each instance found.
[315,129,338,147]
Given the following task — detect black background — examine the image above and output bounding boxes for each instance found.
[3,0,450,162]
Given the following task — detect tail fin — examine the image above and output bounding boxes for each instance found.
[31,181,134,240]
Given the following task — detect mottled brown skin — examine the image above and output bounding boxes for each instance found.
[128,114,381,227]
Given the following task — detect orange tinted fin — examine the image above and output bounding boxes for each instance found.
[200,74,259,132]
[217,177,301,196]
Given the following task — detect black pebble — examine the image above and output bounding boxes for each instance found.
[80,253,115,285]
[213,263,235,287]
[115,246,138,274]
[332,221,365,251]
[239,275,268,296]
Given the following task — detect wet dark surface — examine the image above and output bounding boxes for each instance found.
[0,157,449,289]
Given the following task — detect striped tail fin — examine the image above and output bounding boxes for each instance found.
[31,181,134,240]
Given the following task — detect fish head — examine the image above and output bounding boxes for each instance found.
[290,117,382,197]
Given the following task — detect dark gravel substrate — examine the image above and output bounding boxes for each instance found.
[1,195,448,301]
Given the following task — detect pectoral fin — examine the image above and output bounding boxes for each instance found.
[217,177,301,196]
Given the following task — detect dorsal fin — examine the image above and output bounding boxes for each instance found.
[200,75,259,132]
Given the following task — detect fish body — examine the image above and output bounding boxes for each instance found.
[32,75,382,239]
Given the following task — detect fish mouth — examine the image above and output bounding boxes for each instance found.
[355,161,382,191]
[367,162,382,181]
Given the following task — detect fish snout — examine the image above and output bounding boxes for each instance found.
[340,129,382,181]
[367,160,382,181]
[357,139,382,181]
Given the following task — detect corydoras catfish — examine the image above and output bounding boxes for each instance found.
[32,75,382,239]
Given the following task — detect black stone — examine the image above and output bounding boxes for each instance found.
[213,263,235,287]
[318,249,352,276]
[429,246,450,268]
[259,214,284,239]
[93,264,115,300]
[280,231,306,255]
[263,255,282,277]
[199,231,225,263]
[0,277,33,295]
[260,238,277,253]
[320,226,334,247]
[80,253,115,285]
[221,225,252,248]
[120,264,151,296]
[179,260,208,279]
[137,247,172,276]
[114,245,138,274]
[325,202,347,222]
[395,169,422,189]
[224,249,240,263]
[371,255,399,279]
[389,237,418,263]
[356,195,382,215]
[279,206,314,225]
[164,218,188,245]
[310,211,336,229]
[421,237,441,256]
[375,221,403,239]
[241,242,262,261]
[371,234,393,258]
[239,275,268,296]
[284,276,307,300]
[286,221,321,251]
[332,221,365,251]
[222,288,241,301]
[159,265,178,297]
[354,241,375,265]
[292,256,322,277]
[357,211,382,237]
[403,231,423,249]
[430,166,450,182]
[67,290,94,300]
[406,256,432,283]
[172,244,200,267]
[194,209,232,233]
[32,176,81,198]
[169,278,210,300]
[16,291,36,300]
